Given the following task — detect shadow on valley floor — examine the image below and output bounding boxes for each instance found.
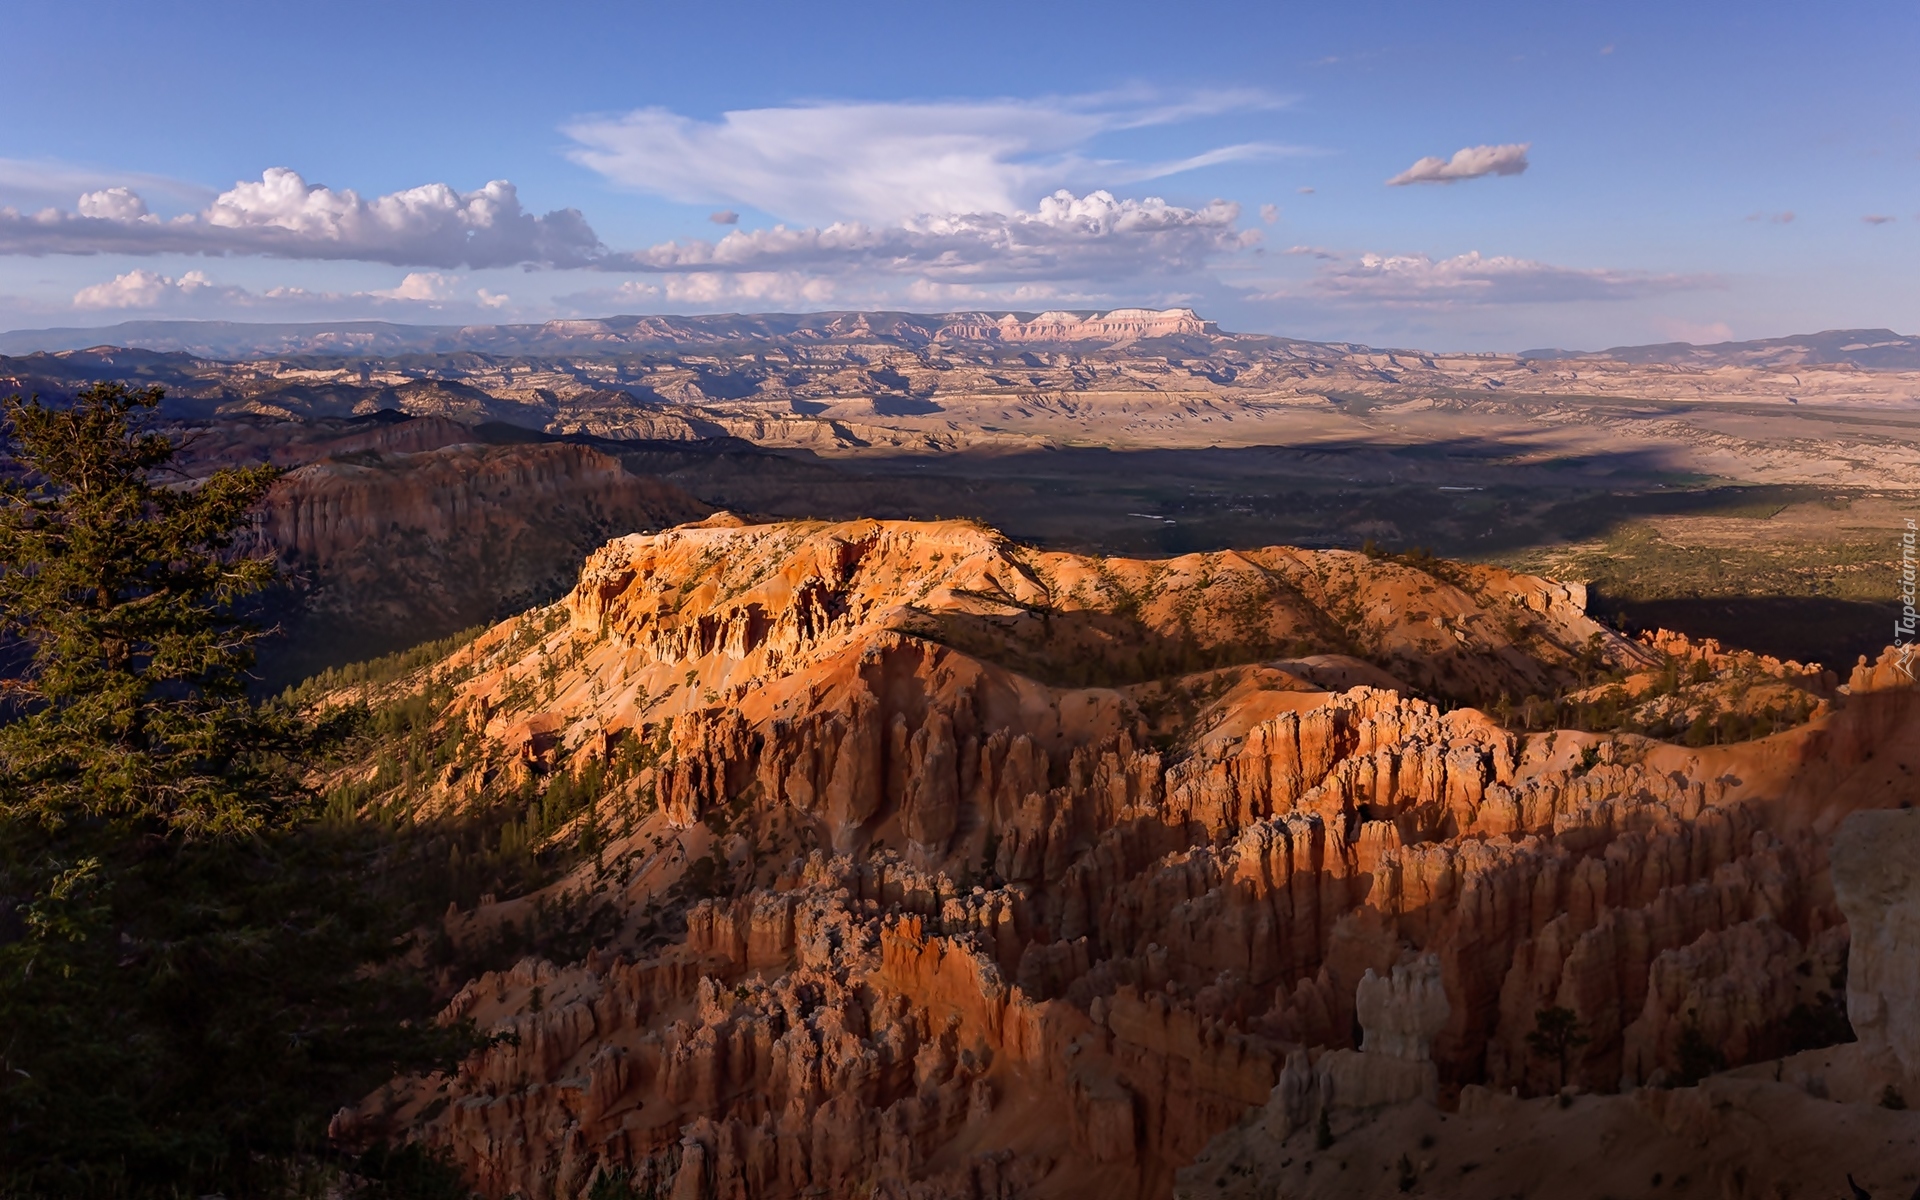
[687,440,1799,561]
[615,438,1907,675]
[224,421,1907,690]
[1601,594,1896,672]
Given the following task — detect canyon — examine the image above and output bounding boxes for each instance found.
[6,311,1917,1196]
[181,414,712,679]
[8,309,1915,674]
[6,311,1919,482]
[314,515,1918,1199]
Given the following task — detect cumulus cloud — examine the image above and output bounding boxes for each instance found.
[1386,143,1530,186]
[566,269,1119,315]
[370,272,461,302]
[73,269,217,309]
[1260,204,1280,224]
[546,189,1249,311]
[76,187,152,222]
[70,267,513,313]
[606,189,1256,286]
[563,92,1297,226]
[4,168,603,268]
[1275,250,1709,306]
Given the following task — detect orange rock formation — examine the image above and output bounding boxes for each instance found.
[327,518,1917,1199]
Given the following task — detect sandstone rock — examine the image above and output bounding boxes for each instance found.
[327,519,1914,1199]
[1832,807,1920,1079]
[1354,955,1449,1062]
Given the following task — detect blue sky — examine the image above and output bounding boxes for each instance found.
[0,0,1913,349]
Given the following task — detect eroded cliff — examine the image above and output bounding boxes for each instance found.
[320,518,1912,1199]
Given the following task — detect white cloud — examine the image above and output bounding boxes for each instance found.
[1272,250,1709,306]
[610,189,1255,286]
[4,168,603,268]
[76,187,152,222]
[1260,204,1280,224]
[70,267,513,313]
[661,272,841,306]
[371,271,460,302]
[563,92,1296,225]
[1386,143,1530,186]
[73,269,216,309]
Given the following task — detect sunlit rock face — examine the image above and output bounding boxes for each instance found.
[327,518,1917,1200]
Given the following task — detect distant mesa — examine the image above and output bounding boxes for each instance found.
[1521,327,1920,370]
[7,310,1915,371]
[0,307,1217,360]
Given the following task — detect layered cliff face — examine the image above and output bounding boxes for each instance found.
[243,436,708,671]
[325,519,1913,1199]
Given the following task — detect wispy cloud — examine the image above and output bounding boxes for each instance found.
[1387,143,1530,186]
[563,92,1298,225]
[1863,214,1896,225]
[2,168,602,268]
[0,157,212,211]
[1267,250,1710,306]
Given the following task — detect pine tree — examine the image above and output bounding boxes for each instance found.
[1525,1005,1591,1092]
[0,383,474,1197]
[0,381,291,834]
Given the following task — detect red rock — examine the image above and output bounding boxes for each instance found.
[327,518,1914,1199]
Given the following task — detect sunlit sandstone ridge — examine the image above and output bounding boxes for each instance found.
[328,517,1918,1199]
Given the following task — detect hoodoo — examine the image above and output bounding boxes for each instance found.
[318,517,1919,1199]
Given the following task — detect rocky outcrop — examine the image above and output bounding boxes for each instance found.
[326,518,1910,1199]
[1832,807,1920,1080]
[1303,955,1452,1120]
[1178,1057,1920,1200]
